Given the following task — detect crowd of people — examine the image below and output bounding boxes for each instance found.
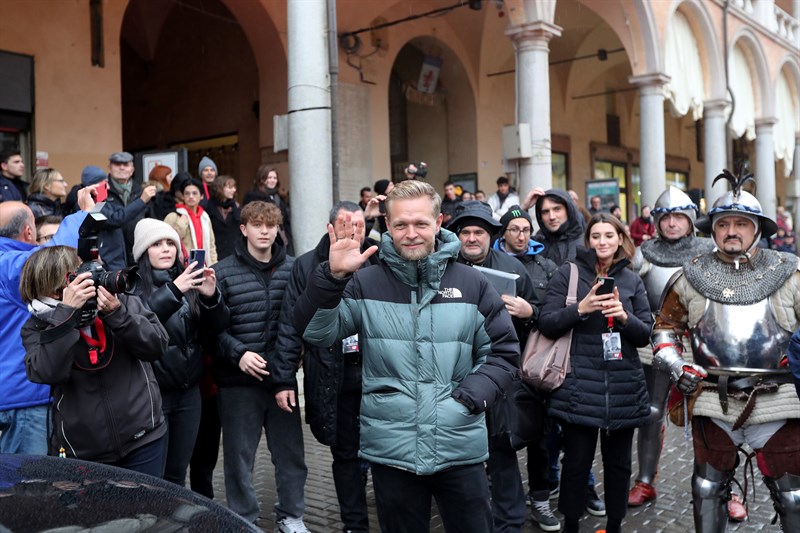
[2,146,800,533]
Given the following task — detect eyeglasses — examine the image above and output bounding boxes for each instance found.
[505,227,531,237]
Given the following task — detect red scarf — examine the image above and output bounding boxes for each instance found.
[177,203,205,249]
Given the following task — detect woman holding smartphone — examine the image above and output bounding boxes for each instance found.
[131,218,228,486]
[537,213,652,533]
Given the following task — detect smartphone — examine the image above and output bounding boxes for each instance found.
[94,181,108,202]
[596,276,615,295]
[189,249,206,267]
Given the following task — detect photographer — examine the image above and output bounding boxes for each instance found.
[21,245,169,476]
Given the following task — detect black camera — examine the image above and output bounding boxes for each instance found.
[68,207,138,311]
[404,162,428,180]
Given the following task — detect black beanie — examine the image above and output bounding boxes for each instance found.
[499,205,532,234]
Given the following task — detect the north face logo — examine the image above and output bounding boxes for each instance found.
[438,288,463,298]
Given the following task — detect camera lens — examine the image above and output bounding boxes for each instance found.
[97,270,138,294]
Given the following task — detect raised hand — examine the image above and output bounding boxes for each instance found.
[328,212,378,278]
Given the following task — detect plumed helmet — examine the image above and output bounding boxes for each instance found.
[652,186,698,237]
[695,169,777,237]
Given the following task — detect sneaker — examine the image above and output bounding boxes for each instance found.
[530,496,562,532]
[627,481,657,506]
[728,493,747,522]
[276,517,310,533]
[586,486,606,517]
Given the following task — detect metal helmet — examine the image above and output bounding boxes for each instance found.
[651,186,699,238]
[694,170,777,237]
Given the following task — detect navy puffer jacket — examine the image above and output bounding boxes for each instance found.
[538,246,652,430]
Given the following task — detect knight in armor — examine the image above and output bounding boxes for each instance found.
[652,170,800,532]
[628,187,714,506]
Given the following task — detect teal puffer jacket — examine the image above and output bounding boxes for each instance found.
[296,229,519,474]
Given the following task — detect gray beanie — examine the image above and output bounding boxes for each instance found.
[198,156,217,176]
[132,218,184,264]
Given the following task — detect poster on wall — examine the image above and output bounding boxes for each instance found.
[585,179,619,212]
[134,149,188,186]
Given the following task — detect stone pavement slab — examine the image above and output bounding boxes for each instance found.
[205,416,778,532]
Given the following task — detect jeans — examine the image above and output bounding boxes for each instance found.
[190,393,221,499]
[331,365,369,532]
[218,386,307,523]
[160,385,201,486]
[487,445,526,532]
[558,422,634,522]
[0,405,48,455]
[109,435,166,477]
[372,462,492,533]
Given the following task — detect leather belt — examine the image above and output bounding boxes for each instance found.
[704,373,792,430]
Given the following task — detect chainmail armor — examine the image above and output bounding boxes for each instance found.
[640,235,714,267]
[683,249,798,305]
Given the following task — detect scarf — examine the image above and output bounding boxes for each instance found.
[176,203,205,249]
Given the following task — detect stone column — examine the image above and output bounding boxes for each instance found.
[505,21,562,196]
[288,0,332,255]
[629,73,670,209]
[792,133,800,231]
[754,117,778,224]
[703,99,730,207]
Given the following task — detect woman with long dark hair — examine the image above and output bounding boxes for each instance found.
[537,213,652,533]
[131,218,228,487]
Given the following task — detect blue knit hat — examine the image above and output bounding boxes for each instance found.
[198,156,217,176]
[81,165,107,186]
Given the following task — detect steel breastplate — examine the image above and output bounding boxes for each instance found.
[642,263,681,312]
[690,298,791,375]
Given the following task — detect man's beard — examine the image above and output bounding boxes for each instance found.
[397,240,433,261]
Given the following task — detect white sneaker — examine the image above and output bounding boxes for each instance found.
[276,517,310,533]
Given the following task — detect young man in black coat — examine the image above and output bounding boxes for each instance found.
[273,200,379,533]
[213,201,309,532]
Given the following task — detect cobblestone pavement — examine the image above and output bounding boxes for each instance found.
[205,416,780,532]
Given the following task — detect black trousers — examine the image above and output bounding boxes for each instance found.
[331,363,369,532]
[372,462,492,533]
[189,394,221,499]
[558,422,634,522]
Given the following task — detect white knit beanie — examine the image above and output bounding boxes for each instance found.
[132,218,184,264]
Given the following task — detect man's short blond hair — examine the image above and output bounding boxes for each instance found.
[385,180,441,219]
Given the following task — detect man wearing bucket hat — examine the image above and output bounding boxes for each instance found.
[448,200,550,532]
[652,169,800,532]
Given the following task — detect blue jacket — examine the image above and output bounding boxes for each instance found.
[0,210,87,411]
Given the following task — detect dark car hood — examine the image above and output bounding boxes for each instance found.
[0,454,259,532]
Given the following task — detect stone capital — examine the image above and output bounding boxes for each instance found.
[755,117,778,130]
[628,72,671,90]
[505,20,563,50]
[703,99,730,116]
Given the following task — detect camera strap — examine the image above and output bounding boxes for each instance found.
[79,318,107,365]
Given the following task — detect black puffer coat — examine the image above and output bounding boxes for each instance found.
[538,247,652,430]
[205,198,241,261]
[273,233,379,446]
[135,269,229,391]
[213,237,297,389]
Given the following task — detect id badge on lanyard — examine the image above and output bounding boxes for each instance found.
[602,316,622,361]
